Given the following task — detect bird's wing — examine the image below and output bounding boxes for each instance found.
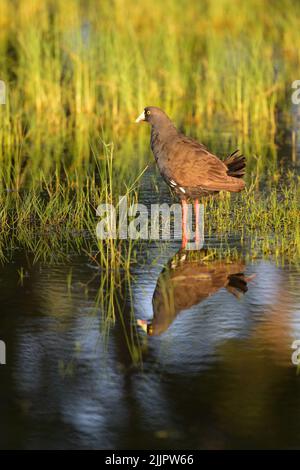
[163,138,231,191]
[178,134,208,151]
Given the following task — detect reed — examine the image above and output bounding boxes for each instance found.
[1,0,300,189]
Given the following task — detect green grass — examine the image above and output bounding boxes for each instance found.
[0,163,299,264]
[0,0,299,284]
[1,0,300,185]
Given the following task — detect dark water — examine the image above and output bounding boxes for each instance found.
[0,169,300,450]
[0,240,300,449]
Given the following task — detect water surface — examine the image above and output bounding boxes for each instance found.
[0,224,300,449]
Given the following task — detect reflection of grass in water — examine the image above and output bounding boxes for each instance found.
[94,271,144,365]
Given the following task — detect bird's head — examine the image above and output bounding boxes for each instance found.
[135,106,171,126]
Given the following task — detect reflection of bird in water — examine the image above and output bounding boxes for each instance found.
[138,249,255,336]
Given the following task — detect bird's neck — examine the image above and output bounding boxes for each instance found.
[152,120,177,136]
[151,121,178,146]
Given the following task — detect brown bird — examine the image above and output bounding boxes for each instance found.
[137,249,254,336]
[135,106,246,246]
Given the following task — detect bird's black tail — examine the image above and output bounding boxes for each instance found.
[225,150,246,178]
[226,272,256,298]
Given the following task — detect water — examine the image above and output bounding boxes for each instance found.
[0,204,300,449]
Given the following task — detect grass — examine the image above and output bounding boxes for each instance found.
[0,164,299,264]
[206,175,300,262]
[1,0,300,185]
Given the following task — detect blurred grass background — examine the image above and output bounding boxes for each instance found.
[0,0,300,188]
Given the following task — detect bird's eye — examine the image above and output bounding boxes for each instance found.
[146,110,151,115]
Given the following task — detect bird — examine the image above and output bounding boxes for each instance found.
[137,248,255,336]
[135,106,246,247]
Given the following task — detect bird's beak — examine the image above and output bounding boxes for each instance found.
[135,110,145,123]
[137,319,148,333]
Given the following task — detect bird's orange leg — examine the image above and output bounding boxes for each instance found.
[181,199,188,249]
[194,198,201,247]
